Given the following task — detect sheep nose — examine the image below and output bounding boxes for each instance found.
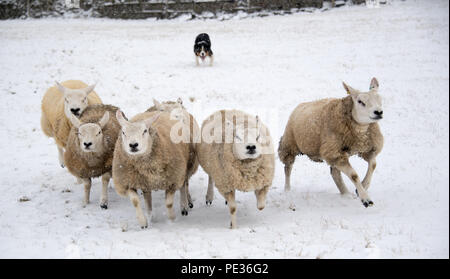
[129,143,139,149]
[374,110,383,116]
[246,145,256,151]
[71,108,81,115]
[83,142,92,148]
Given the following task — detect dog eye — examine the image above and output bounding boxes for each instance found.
[358,100,366,107]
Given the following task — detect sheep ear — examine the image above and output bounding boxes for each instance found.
[177,97,183,105]
[55,81,66,95]
[369,77,379,90]
[98,111,110,129]
[144,113,161,128]
[116,110,128,127]
[69,113,81,128]
[83,84,96,96]
[342,82,358,96]
[153,98,162,110]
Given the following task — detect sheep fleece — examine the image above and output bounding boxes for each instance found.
[64,104,120,179]
[40,80,102,148]
[112,111,190,196]
[198,110,275,194]
[279,96,384,165]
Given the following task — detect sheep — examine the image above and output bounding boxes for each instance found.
[147,98,200,210]
[64,104,121,209]
[197,110,275,229]
[278,78,384,207]
[112,110,192,228]
[41,80,102,168]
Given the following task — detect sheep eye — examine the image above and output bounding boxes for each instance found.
[256,135,260,141]
[122,131,126,136]
[358,100,366,107]
[143,129,148,135]
[65,99,68,103]
[97,131,101,136]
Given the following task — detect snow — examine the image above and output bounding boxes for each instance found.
[0,0,448,258]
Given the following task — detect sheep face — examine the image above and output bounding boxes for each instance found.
[70,112,109,153]
[56,81,95,118]
[343,78,383,125]
[116,110,160,156]
[227,117,262,160]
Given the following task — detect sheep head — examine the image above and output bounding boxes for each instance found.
[56,81,96,119]
[343,77,383,125]
[116,110,160,156]
[69,111,109,153]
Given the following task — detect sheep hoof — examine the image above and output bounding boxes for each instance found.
[355,189,359,197]
[188,202,194,209]
[181,209,188,216]
[141,225,148,229]
[225,201,228,205]
[100,203,108,210]
[362,200,374,208]
[60,163,65,168]
[206,200,212,206]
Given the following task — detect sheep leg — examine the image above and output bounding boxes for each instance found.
[224,190,237,229]
[284,163,293,192]
[100,172,110,209]
[330,166,349,195]
[143,191,152,223]
[180,183,189,216]
[57,146,65,168]
[185,180,194,208]
[335,160,374,208]
[82,178,92,207]
[255,186,270,210]
[362,158,377,191]
[206,175,214,205]
[165,190,176,221]
[128,189,148,229]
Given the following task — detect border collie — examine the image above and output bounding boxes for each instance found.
[194,33,214,66]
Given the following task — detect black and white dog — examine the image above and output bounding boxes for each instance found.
[194,33,214,66]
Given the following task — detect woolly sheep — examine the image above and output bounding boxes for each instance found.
[197,110,275,229]
[64,104,121,209]
[112,110,192,228]
[147,98,200,210]
[278,78,384,207]
[41,80,102,168]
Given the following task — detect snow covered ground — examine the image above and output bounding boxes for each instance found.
[0,0,448,259]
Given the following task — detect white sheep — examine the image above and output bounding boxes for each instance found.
[197,110,275,229]
[112,110,192,228]
[41,80,102,168]
[278,78,384,207]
